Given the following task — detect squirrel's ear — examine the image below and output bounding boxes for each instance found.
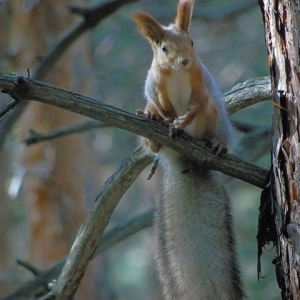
[175,0,194,31]
[133,12,164,44]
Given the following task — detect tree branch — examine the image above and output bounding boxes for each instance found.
[22,76,271,145]
[16,259,41,277]
[23,120,108,145]
[41,147,152,299]
[4,209,153,300]
[0,73,271,298]
[0,98,18,118]
[224,76,271,115]
[0,73,269,188]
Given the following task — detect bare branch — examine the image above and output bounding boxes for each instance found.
[5,209,153,299]
[0,99,18,119]
[1,72,272,296]
[93,209,153,256]
[16,259,41,277]
[0,73,269,188]
[23,120,108,145]
[21,76,271,146]
[41,147,152,299]
[224,76,271,115]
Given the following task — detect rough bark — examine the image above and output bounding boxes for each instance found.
[258,0,300,299]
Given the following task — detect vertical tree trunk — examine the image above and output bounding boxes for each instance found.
[9,0,98,298]
[259,0,300,299]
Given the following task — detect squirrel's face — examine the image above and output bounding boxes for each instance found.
[153,26,195,71]
[133,0,195,71]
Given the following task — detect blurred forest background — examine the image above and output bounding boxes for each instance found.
[0,0,278,299]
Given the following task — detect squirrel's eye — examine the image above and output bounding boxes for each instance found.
[161,45,168,53]
[191,40,194,46]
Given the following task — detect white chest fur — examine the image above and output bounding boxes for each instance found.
[166,70,191,116]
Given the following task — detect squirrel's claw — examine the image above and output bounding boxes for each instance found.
[210,138,228,156]
[136,109,157,121]
[136,109,147,117]
[169,122,183,139]
[137,109,170,125]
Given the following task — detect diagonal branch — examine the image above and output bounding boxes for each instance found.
[0,73,269,188]
[40,147,152,299]
[3,206,153,300]
[22,76,271,145]
[33,0,139,80]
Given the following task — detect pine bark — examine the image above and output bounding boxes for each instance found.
[258,0,300,299]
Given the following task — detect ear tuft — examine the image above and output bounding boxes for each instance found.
[175,0,194,31]
[133,12,164,44]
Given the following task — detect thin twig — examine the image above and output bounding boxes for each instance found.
[147,156,159,180]
[16,259,41,276]
[94,209,153,256]
[0,99,18,119]
[23,120,109,145]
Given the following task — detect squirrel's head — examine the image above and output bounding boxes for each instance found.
[133,0,195,71]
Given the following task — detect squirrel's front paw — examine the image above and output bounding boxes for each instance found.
[136,108,158,120]
[171,116,189,128]
[168,123,183,139]
[169,117,186,138]
[136,109,169,126]
[209,138,228,155]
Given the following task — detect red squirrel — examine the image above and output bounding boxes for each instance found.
[133,0,245,299]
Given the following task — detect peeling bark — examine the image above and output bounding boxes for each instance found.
[258,0,300,299]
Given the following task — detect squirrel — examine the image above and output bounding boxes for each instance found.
[133,0,245,299]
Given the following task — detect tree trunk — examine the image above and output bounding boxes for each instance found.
[258,0,300,299]
[9,0,98,298]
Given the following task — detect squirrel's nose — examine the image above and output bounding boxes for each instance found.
[180,58,189,66]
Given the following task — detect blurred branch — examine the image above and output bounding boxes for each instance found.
[33,0,139,80]
[231,120,256,133]
[16,259,41,277]
[3,150,154,300]
[239,126,270,162]
[94,209,153,256]
[0,73,269,188]
[21,76,271,145]
[0,98,18,118]
[0,0,138,147]
[23,120,109,145]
